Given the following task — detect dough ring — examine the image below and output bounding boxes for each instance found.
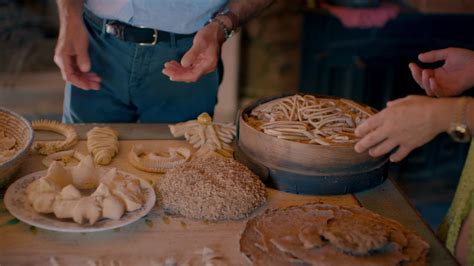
[128,145,191,173]
[31,120,79,155]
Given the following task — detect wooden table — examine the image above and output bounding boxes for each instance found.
[0,124,457,265]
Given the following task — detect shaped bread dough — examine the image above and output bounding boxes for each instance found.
[54,200,79,219]
[44,161,73,189]
[73,196,102,225]
[70,155,99,189]
[27,163,143,225]
[91,183,112,198]
[111,178,143,212]
[31,120,79,155]
[91,183,126,220]
[26,178,59,213]
[53,185,82,219]
[58,184,82,200]
[101,196,125,220]
[169,112,236,158]
[107,175,143,212]
[128,145,191,173]
[98,168,117,186]
[86,127,119,165]
[26,162,71,213]
[98,168,143,212]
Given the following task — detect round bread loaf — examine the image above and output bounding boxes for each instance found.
[157,155,266,221]
[240,203,430,266]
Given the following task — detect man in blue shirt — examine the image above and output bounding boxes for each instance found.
[54,0,274,123]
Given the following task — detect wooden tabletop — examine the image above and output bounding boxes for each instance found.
[0,124,457,265]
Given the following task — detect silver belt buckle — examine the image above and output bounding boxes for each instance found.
[138,26,158,46]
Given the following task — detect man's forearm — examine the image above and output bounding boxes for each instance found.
[226,0,275,27]
[56,0,84,25]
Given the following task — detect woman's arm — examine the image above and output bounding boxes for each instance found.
[354,95,474,162]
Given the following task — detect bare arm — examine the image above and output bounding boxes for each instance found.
[354,96,474,162]
[54,0,101,90]
[162,0,275,83]
[56,0,84,23]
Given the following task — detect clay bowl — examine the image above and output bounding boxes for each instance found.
[235,94,388,195]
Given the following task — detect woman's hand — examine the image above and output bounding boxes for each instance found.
[409,47,474,97]
[354,95,455,162]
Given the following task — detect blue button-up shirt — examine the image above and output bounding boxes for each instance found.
[85,0,228,34]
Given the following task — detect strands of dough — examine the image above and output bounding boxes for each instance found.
[169,112,236,157]
[247,95,374,146]
[157,155,266,221]
[240,203,430,266]
[31,120,79,155]
[26,158,145,225]
[0,129,17,163]
[87,127,119,165]
[128,145,191,173]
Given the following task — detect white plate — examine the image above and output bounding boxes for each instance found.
[4,169,156,233]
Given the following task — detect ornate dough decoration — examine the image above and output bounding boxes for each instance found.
[86,127,119,165]
[128,145,191,173]
[31,120,79,155]
[247,95,374,145]
[169,113,236,157]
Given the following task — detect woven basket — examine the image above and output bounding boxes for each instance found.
[0,108,34,188]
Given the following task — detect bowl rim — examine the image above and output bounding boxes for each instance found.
[0,107,34,168]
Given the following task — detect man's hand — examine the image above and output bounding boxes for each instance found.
[409,47,474,97]
[162,22,225,83]
[354,95,454,162]
[54,15,101,90]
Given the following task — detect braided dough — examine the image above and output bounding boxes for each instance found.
[86,127,119,165]
[31,120,78,155]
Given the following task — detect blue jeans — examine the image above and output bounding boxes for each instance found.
[63,12,220,123]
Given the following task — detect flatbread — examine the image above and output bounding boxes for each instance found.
[240,203,429,266]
